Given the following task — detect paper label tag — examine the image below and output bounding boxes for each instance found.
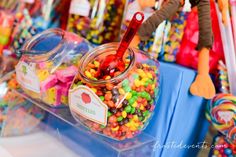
[16,61,40,93]
[69,0,91,16]
[69,85,108,126]
[24,0,35,4]
[126,1,155,21]
[218,111,234,123]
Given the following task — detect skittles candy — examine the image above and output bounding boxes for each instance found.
[69,42,160,140]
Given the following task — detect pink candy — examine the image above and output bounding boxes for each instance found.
[40,75,58,92]
[56,66,78,83]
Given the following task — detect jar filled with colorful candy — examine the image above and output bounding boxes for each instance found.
[69,42,160,140]
[67,0,126,45]
[15,28,93,107]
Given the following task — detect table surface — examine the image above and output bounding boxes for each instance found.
[0,62,209,157]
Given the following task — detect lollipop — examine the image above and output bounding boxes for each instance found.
[206,94,236,144]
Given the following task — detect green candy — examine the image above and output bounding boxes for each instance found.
[132,74,139,79]
[131,107,136,114]
[131,90,137,96]
[100,125,106,128]
[117,116,123,122]
[133,96,138,101]
[107,111,112,117]
[139,117,144,121]
[124,86,131,92]
[143,110,150,117]
[100,96,105,101]
[122,79,129,87]
[125,105,132,113]
[149,99,154,105]
[128,98,135,105]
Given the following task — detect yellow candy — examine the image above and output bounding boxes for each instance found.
[94,61,99,67]
[111,126,119,131]
[126,92,132,100]
[147,73,153,79]
[105,76,111,80]
[85,71,92,78]
[130,126,137,131]
[90,69,96,74]
[125,122,131,127]
[37,70,49,81]
[140,104,145,110]
[119,88,125,95]
[132,102,137,108]
[134,79,141,87]
[152,84,155,90]
[61,96,68,104]
[91,88,97,93]
[141,78,149,82]
[122,111,127,118]
[133,115,139,122]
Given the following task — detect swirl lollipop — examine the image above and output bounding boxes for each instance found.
[206,93,236,144]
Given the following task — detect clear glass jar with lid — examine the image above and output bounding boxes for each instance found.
[16,28,93,107]
[69,42,160,140]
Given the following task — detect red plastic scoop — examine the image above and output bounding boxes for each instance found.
[96,12,144,78]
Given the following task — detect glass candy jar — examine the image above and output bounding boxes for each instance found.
[69,43,160,140]
[67,0,126,45]
[16,28,92,107]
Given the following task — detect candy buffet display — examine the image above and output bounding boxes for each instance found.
[69,43,160,140]
[15,28,93,107]
[67,0,126,45]
[0,71,45,136]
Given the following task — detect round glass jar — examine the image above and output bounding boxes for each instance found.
[69,42,160,140]
[16,28,93,107]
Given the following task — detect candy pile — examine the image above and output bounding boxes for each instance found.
[206,94,236,144]
[70,51,159,140]
[161,11,188,62]
[217,61,230,93]
[210,135,236,157]
[0,72,44,136]
[67,0,126,45]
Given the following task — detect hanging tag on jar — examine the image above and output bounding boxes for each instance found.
[69,85,108,126]
[69,0,91,17]
[16,61,40,93]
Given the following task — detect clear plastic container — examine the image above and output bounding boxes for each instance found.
[15,28,93,107]
[69,42,160,140]
[0,71,45,137]
[67,0,126,45]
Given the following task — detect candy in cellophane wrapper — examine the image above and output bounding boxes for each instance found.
[69,43,160,140]
[160,11,188,62]
[15,28,93,107]
[176,1,225,73]
[67,0,126,45]
[0,71,45,137]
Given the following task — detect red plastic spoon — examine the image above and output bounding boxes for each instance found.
[96,12,144,78]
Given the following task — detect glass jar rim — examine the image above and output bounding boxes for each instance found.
[78,42,135,85]
[20,28,66,62]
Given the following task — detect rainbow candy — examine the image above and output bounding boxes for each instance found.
[206,94,236,144]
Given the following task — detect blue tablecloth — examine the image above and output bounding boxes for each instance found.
[144,62,209,157]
